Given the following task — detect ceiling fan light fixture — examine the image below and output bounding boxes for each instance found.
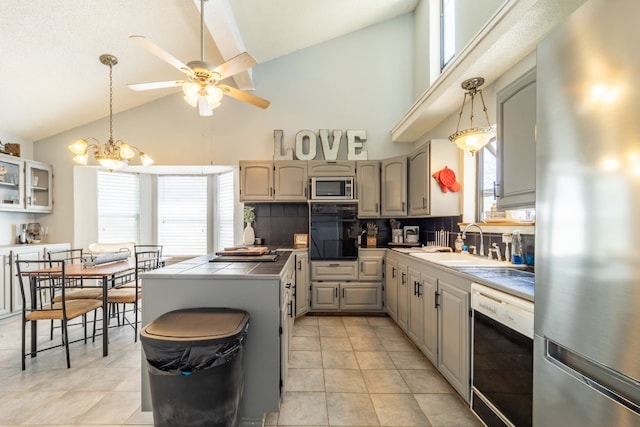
[449,77,496,154]
[69,54,154,170]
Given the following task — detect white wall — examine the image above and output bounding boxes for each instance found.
[34,14,416,247]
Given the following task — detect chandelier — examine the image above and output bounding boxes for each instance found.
[448,77,496,154]
[69,54,154,170]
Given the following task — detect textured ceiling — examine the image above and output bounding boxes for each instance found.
[0,0,417,142]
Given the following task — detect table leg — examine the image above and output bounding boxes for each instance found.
[102,275,108,357]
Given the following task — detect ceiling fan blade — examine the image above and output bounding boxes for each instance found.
[130,35,193,76]
[212,52,258,80]
[128,80,184,91]
[218,84,270,109]
[198,95,213,116]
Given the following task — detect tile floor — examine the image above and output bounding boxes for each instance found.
[268,315,482,427]
[0,312,481,427]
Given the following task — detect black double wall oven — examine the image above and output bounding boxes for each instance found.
[309,202,358,261]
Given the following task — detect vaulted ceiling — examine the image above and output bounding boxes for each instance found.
[0,0,418,142]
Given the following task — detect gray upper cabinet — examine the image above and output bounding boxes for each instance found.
[240,161,307,202]
[239,161,273,201]
[356,160,380,217]
[274,161,308,201]
[496,68,537,210]
[408,140,461,217]
[381,156,407,217]
[308,161,355,177]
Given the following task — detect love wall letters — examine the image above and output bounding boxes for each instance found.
[273,129,368,161]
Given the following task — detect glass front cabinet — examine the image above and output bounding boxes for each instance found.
[0,154,53,213]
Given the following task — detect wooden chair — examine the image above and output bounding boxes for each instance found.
[107,247,162,341]
[16,259,103,370]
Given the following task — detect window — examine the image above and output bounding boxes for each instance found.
[97,171,140,243]
[158,176,208,256]
[215,171,234,251]
[441,0,456,69]
[478,140,497,219]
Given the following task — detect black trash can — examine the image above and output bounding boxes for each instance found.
[140,307,250,427]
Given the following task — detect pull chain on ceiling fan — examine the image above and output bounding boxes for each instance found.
[128,0,270,116]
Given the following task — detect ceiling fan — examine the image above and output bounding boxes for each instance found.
[128,0,270,116]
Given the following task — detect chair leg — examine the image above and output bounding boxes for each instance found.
[62,319,71,369]
[21,317,26,371]
[83,313,88,344]
[92,309,98,343]
[134,301,138,343]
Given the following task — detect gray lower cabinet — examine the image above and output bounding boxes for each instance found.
[396,259,409,332]
[358,249,384,281]
[384,254,398,322]
[0,252,10,318]
[496,68,537,209]
[385,251,471,402]
[1,243,71,319]
[294,251,309,317]
[310,281,382,311]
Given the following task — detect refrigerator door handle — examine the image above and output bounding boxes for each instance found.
[545,339,640,415]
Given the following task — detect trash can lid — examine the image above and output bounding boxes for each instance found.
[142,307,249,343]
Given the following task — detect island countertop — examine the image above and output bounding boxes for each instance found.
[143,250,292,279]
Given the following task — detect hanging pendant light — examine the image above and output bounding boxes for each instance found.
[448,77,496,154]
[69,54,154,171]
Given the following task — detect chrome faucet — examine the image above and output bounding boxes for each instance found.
[462,223,485,256]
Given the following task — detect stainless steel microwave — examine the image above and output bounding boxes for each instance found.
[310,177,354,200]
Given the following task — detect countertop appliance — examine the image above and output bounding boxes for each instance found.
[471,283,534,426]
[534,0,640,424]
[310,176,354,200]
[309,202,358,260]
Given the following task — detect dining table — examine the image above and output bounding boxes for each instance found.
[26,260,135,358]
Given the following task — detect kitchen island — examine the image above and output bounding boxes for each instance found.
[140,250,295,424]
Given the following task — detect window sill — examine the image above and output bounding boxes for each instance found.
[458,222,535,235]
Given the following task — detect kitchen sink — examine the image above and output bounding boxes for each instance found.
[410,252,526,268]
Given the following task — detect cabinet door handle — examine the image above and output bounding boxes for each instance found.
[402,201,405,211]
[423,197,426,208]
[413,281,417,296]
[304,186,308,198]
[329,263,339,267]
[285,282,291,289]
[435,291,440,308]
[360,263,363,272]
[335,287,338,298]
[288,300,293,317]
[417,281,422,297]
[298,260,302,271]
[401,272,406,285]
[342,288,345,299]
[375,202,379,213]
[392,267,396,279]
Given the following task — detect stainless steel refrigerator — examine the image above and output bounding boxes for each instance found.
[534,0,640,425]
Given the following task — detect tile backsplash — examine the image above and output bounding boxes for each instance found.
[248,203,309,247]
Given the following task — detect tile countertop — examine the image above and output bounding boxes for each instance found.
[392,249,534,302]
[143,250,293,279]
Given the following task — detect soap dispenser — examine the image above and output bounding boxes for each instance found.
[454,233,464,253]
[511,230,523,264]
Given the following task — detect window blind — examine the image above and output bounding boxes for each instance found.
[97,171,140,243]
[216,171,235,251]
[158,175,208,256]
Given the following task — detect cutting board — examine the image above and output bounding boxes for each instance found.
[215,246,269,256]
